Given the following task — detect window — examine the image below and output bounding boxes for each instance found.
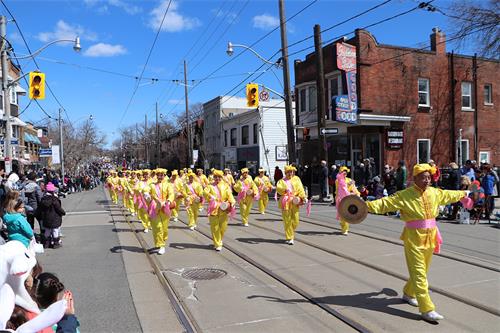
[479,151,490,164]
[299,89,306,113]
[418,78,430,106]
[241,125,249,145]
[484,84,493,105]
[461,82,474,110]
[459,140,469,166]
[308,86,317,113]
[224,130,228,147]
[253,123,258,144]
[417,139,431,164]
[230,128,237,146]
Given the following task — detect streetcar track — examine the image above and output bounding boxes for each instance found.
[258,207,500,272]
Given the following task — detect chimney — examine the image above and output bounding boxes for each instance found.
[430,27,446,54]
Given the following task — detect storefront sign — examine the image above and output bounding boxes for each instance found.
[336,43,356,72]
[386,128,404,149]
[336,42,358,124]
[52,145,60,164]
[334,95,357,124]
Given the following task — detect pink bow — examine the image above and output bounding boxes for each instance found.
[207,199,218,215]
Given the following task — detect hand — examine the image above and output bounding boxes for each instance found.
[63,290,75,315]
[464,190,471,197]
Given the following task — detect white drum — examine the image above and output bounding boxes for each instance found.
[246,189,253,196]
[193,196,201,203]
[264,186,271,193]
[220,202,229,211]
[292,197,301,205]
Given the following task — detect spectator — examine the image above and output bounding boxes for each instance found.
[382,164,397,195]
[362,158,373,187]
[38,183,66,249]
[274,166,283,184]
[461,160,476,181]
[395,160,407,191]
[319,160,328,199]
[22,172,43,231]
[302,165,312,200]
[3,194,33,248]
[367,176,385,201]
[329,165,338,205]
[481,165,495,218]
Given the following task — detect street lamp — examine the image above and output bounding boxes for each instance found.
[1,15,82,174]
[226,42,282,68]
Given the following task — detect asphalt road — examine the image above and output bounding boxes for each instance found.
[38,187,142,333]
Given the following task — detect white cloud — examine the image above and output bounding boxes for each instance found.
[37,20,98,43]
[212,8,238,23]
[168,99,183,104]
[83,43,127,57]
[252,14,279,30]
[149,0,201,32]
[84,0,142,15]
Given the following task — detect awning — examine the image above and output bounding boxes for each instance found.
[24,132,41,144]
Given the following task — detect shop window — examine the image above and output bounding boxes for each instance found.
[461,82,474,110]
[253,123,258,144]
[484,84,493,105]
[459,139,469,166]
[479,151,490,164]
[308,86,317,113]
[230,128,237,146]
[224,130,228,147]
[417,139,431,164]
[298,85,316,113]
[241,125,249,145]
[299,89,306,113]
[418,78,430,106]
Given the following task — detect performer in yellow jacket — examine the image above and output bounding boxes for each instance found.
[234,168,258,227]
[276,165,306,244]
[135,170,152,233]
[335,166,360,235]
[223,168,235,188]
[149,168,174,255]
[204,169,235,251]
[125,171,138,216]
[196,169,209,187]
[254,168,272,214]
[106,170,119,204]
[366,163,467,323]
[184,170,204,230]
[170,170,185,223]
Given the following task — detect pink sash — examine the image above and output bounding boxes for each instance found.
[405,219,443,254]
[335,173,350,220]
[187,183,204,206]
[280,179,294,210]
[237,182,250,204]
[208,185,222,215]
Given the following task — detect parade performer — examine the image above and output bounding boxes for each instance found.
[366,163,468,322]
[135,170,152,233]
[254,168,272,214]
[196,168,209,187]
[223,168,235,188]
[204,169,235,251]
[106,170,119,204]
[170,170,185,223]
[121,170,131,211]
[116,171,125,204]
[207,168,215,184]
[336,166,360,235]
[234,168,258,227]
[276,165,306,245]
[149,168,174,255]
[125,171,138,216]
[184,170,204,230]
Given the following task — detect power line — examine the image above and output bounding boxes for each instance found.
[118,0,173,125]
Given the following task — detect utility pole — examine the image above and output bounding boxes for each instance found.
[144,114,148,166]
[278,0,296,164]
[472,53,478,161]
[1,16,13,174]
[314,24,328,164]
[58,108,65,183]
[156,102,160,168]
[184,60,192,167]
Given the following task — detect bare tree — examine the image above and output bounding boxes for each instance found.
[447,0,500,58]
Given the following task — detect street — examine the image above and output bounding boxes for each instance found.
[38,187,500,333]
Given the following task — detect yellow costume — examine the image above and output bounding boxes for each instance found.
[366,164,466,316]
[254,172,272,214]
[106,172,119,204]
[170,170,185,222]
[184,175,204,229]
[135,172,152,232]
[223,169,235,188]
[125,173,137,215]
[196,169,209,187]
[276,166,306,243]
[335,167,360,234]
[204,170,235,250]
[234,168,258,226]
[149,170,174,252]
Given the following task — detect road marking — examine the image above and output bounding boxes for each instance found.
[66,210,109,215]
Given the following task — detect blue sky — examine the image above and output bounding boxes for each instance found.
[3,0,465,147]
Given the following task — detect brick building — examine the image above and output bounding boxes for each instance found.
[294,28,499,176]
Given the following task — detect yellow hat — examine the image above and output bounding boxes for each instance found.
[142,169,150,174]
[284,165,297,172]
[196,168,203,172]
[224,167,230,171]
[171,170,178,176]
[258,168,265,173]
[339,166,350,173]
[241,168,249,173]
[179,169,185,175]
[109,170,116,174]
[213,169,224,177]
[413,163,437,176]
[210,168,215,172]
[155,168,167,174]
[187,170,195,177]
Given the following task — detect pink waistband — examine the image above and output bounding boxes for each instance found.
[405,219,436,229]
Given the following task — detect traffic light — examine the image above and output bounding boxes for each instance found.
[29,72,45,100]
[246,83,259,108]
[303,127,310,141]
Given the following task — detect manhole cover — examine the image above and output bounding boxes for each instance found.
[181,268,227,281]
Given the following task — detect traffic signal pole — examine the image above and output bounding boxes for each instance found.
[184,60,192,167]
[1,16,13,173]
[278,0,296,164]
[314,24,328,165]
[58,108,65,185]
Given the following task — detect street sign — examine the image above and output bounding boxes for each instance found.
[320,128,339,135]
[0,139,19,145]
[259,89,270,102]
[39,148,52,157]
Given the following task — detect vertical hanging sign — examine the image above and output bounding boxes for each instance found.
[335,43,358,124]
